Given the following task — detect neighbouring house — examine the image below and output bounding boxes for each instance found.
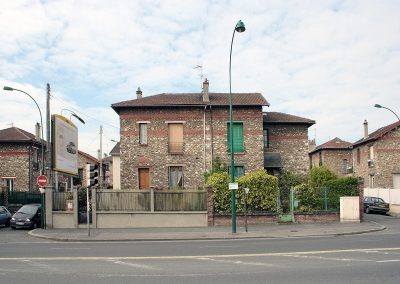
[0,125,99,192]
[309,137,352,176]
[109,141,120,190]
[112,79,269,190]
[352,120,400,188]
[0,125,46,192]
[264,112,315,175]
[101,155,112,188]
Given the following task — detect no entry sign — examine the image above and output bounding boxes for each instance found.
[36,175,48,187]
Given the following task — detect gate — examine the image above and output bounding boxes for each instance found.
[77,188,92,224]
[277,186,294,223]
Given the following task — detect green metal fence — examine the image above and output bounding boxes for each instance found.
[7,190,41,205]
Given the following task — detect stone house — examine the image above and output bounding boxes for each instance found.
[0,125,99,192]
[0,126,46,192]
[264,112,315,176]
[309,137,352,176]
[112,80,269,190]
[352,120,400,188]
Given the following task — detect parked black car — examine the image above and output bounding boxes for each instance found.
[0,206,11,227]
[10,204,42,229]
[364,196,390,214]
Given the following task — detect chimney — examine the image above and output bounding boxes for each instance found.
[363,120,368,139]
[136,87,142,99]
[35,122,41,141]
[202,78,209,103]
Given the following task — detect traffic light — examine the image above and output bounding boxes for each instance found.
[86,163,99,187]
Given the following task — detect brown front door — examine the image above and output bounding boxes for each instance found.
[138,168,150,189]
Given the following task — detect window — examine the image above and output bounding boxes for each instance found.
[357,148,361,165]
[139,123,148,145]
[227,122,244,152]
[138,168,150,189]
[263,129,269,148]
[228,165,245,178]
[32,148,38,169]
[369,175,375,188]
[2,178,14,191]
[393,174,400,189]
[169,166,183,189]
[342,159,348,174]
[368,145,374,160]
[319,152,323,166]
[168,123,183,153]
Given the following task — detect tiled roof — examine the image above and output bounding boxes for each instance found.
[263,112,315,125]
[310,137,352,154]
[112,93,269,112]
[353,120,400,147]
[78,150,99,164]
[109,142,120,156]
[0,127,42,143]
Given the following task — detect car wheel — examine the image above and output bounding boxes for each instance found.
[365,207,370,214]
[31,222,38,230]
[11,226,16,230]
[5,219,10,227]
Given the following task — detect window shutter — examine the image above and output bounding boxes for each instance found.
[227,123,244,152]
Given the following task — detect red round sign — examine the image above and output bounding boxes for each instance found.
[36,175,48,187]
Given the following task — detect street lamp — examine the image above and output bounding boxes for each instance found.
[374,104,400,121]
[3,86,45,174]
[61,108,85,124]
[229,20,245,234]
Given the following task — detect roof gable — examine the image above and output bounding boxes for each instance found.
[263,112,315,126]
[0,127,39,143]
[112,92,269,113]
[353,121,400,147]
[310,137,352,154]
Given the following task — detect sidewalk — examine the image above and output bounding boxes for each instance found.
[29,221,386,242]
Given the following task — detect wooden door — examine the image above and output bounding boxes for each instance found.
[138,168,150,189]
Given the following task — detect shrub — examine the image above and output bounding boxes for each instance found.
[324,176,359,209]
[309,166,337,188]
[294,183,320,212]
[207,169,278,213]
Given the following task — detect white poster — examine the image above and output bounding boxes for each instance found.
[53,114,78,175]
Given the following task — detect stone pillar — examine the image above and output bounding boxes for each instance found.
[358,178,364,222]
[207,186,214,226]
[150,187,155,212]
[91,188,97,228]
[45,187,53,229]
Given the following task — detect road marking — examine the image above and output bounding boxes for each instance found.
[376,260,400,263]
[108,259,160,270]
[50,247,91,250]
[196,257,278,267]
[0,247,399,261]
[281,254,370,262]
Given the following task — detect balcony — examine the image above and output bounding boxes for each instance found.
[168,142,184,154]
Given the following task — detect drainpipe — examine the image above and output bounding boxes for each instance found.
[29,145,32,192]
[204,105,207,174]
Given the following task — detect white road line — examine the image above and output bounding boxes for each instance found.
[196,257,278,267]
[50,247,91,250]
[0,247,399,261]
[281,254,370,262]
[376,260,400,263]
[108,259,161,271]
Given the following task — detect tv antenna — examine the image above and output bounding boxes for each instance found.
[193,65,204,89]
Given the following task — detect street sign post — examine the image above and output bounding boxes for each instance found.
[36,175,48,187]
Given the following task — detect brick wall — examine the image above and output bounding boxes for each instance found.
[310,149,352,176]
[0,143,43,191]
[119,106,264,190]
[354,128,400,188]
[265,124,310,175]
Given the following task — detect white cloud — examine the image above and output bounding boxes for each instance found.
[1,0,399,156]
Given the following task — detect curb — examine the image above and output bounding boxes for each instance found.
[28,224,387,242]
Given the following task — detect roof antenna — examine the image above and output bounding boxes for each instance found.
[193,65,204,89]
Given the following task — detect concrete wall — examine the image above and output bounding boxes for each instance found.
[112,155,121,190]
[364,187,400,216]
[96,212,207,228]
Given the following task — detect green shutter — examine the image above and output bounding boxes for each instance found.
[227,123,244,152]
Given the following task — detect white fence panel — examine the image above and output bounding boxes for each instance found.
[364,188,400,205]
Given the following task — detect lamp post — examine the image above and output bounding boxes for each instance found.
[229,20,245,234]
[374,104,400,121]
[3,86,45,175]
[61,108,85,124]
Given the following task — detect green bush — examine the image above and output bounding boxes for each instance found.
[294,183,320,212]
[309,166,337,188]
[207,169,278,213]
[324,176,359,209]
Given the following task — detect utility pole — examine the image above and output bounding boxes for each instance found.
[46,84,51,185]
[99,125,103,189]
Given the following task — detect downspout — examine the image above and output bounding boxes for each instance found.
[210,105,214,164]
[204,105,207,174]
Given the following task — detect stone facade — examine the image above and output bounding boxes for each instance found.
[353,126,400,188]
[265,124,312,175]
[119,106,264,190]
[310,149,352,176]
[0,143,44,192]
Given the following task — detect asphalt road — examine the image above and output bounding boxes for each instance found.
[0,214,399,284]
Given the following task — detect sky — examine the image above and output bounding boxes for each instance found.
[1,0,399,158]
